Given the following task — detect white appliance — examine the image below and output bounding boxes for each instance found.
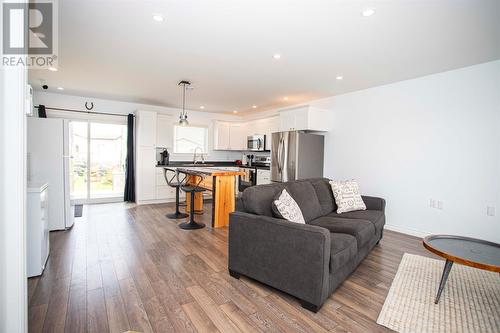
[27,182,50,277]
[27,117,74,230]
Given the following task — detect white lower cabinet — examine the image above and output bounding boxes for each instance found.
[27,183,50,277]
[256,169,271,185]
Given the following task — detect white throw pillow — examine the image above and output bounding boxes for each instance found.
[273,189,306,224]
[329,180,367,214]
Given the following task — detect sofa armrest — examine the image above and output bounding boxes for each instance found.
[362,195,386,212]
[228,211,331,306]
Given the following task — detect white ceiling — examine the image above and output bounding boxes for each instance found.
[29,0,500,114]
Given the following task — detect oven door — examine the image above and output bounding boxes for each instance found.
[238,168,256,192]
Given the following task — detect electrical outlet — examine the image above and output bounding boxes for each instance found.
[437,201,444,210]
[487,206,496,216]
[430,199,436,208]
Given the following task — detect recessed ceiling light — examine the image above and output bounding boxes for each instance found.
[336,76,343,80]
[232,110,238,114]
[283,96,289,101]
[252,105,257,109]
[273,54,281,59]
[48,67,57,71]
[199,105,205,109]
[57,87,64,90]
[361,8,376,17]
[152,14,165,22]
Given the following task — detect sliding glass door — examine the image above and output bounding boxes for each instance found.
[69,120,127,203]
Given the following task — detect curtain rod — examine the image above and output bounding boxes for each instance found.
[34,105,134,117]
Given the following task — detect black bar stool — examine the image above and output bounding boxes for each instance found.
[177,170,206,230]
[164,168,189,219]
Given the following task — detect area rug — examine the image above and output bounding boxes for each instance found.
[377,253,500,333]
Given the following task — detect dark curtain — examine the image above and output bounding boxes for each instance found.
[38,104,47,118]
[124,114,135,202]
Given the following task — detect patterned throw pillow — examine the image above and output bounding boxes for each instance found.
[329,180,367,214]
[272,189,306,224]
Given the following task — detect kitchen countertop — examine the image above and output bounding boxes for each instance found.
[174,167,245,177]
[157,161,270,170]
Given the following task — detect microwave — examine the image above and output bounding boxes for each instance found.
[247,135,266,151]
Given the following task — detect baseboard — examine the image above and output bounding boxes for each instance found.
[384,224,429,238]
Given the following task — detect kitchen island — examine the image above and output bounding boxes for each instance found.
[175,167,244,228]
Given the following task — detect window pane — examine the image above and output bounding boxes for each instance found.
[89,122,127,198]
[174,126,207,153]
[69,121,88,200]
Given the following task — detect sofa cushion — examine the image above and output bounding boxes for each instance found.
[329,180,366,214]
[242,183,285,217]
[330,233,357,272]
[284,181,323,222]
[328,210,384,236]
[272,189,306,224]
[308,216,376,249]
[309,178,337,215]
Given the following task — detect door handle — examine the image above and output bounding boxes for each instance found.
[276,138,282,173]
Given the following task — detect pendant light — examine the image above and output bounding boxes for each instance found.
[178,80,190,126]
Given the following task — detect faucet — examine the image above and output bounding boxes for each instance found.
[193,147,205,164]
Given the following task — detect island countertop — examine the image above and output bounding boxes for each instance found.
[170,167,245,177]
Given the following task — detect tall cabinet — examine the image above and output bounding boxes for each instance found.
[135,110,175,204]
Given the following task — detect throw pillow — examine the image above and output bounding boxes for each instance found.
[329,180,366,214]
[272,189,306,224]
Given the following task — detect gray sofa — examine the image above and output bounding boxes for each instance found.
[228,178,385,312]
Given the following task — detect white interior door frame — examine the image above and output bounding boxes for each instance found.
[0,4,28,331]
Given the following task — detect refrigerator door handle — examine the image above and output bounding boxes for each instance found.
[277,137,283,174]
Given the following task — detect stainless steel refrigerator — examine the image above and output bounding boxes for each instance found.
[271,131,324,182]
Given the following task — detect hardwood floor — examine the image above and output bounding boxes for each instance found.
[28,202,438,333]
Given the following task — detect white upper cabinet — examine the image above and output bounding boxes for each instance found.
[214,121,231,150]
[136,110,157,147]
[279,106,329,132]
[156,114,173,148]
[213,115,282,151]
[229,123,246,150]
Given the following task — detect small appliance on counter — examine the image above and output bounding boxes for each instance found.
[246,154,255,166]
[157,148,170,165]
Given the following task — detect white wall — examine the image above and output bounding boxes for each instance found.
[33,91,245,161]
[308,60,500,242]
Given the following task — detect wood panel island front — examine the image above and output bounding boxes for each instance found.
[175,167,244,228]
